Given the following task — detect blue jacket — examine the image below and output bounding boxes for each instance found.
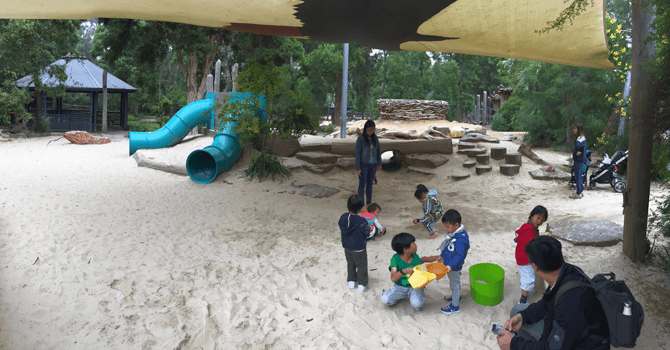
[355,134,382,171]
[439,226,470,272]
[573,136,587,164]
[339,212,369,251]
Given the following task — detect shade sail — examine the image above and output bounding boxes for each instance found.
[0,0,613,69]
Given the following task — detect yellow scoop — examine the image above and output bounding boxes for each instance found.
[407,265,437,289]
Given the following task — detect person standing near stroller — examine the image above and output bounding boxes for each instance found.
[356,120,382,206]
[570,122,587,199]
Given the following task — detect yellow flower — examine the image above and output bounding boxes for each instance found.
[618,62,622,66]
[616,92,622,96]
[620,75,625,79]
[610,34,616,39]
[614,51,619,55]
[621,47,626,53]
[614,43,619,47]
[608,97,612,101]
[617,24,622,30]
[621,111,626,116]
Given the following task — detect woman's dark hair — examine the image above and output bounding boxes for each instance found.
[347,194,365,213]
[362,119,378,146]
[573,122,585,143]
[441,209,461,225]
[414,184,429,200]
[526,236,564,272]
[392,232,415,255]
[529,205,548,222]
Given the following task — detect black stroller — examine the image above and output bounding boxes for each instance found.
[588,150,628,193]
[569,150,592,191]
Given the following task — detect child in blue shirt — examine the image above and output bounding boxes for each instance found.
[339,194,371,292]
[438,209,470,315]
[379,232,442,311]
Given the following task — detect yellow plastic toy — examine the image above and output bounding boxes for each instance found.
[406,265,437,289]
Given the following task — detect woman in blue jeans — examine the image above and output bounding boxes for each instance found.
[356,120,382,205]
[570,122,587,199]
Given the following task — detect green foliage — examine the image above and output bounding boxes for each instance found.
[649,193,670,238]
[153,98,172,126]
[496,96,526,131]
[320,124,335,134]
[536,0,596,34]
[128,122,148,132]
[650,143,670,182]
[491,114,509,131]
[0,69,32,122]
[244,152,289,183]
[31,117,51,133]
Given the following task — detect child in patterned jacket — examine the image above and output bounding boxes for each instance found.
[412,184,445,239]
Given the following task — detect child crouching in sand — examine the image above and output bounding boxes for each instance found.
[339,194,370,292]
[412,184,445,239]
[361,203,386,241]
[515,205,548,304]
[380,232,442,311]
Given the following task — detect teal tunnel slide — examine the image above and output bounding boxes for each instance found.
[129,92,265,184]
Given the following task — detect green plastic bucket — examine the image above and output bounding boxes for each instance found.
[469,263,505,306]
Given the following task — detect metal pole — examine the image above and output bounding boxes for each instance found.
[476,94,481,125]
[483,91,488,125]
[340,43,349,138]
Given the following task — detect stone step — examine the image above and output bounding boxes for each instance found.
[295,151,338,165]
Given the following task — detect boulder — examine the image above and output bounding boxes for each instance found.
[289,181,340,198]
[404,153,449,168]
[458,141,476,149]
[432,126,451,136]
[457,148,487,158]
[330,138,452,156]
[64,131,111,144]
[263,134,301,157]
[300,143,331,153]
[517,142,548,165]
[464,126,487,135]
[546,221,623,247]
[450,126,466,138]
[460,133,499,143]
[304,164,335,174]
[529,168,571,180]
[295,151,338,164]
[335,157,356,170]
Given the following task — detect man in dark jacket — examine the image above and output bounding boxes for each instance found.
[497,236,609,350]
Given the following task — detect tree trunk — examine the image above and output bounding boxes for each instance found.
[195,34,223,100]
[380,51,387,99]
[603,111,621,137]
[623,2,656,263]
[333,73,342,129]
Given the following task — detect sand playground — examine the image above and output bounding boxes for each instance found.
[1,120,670,349]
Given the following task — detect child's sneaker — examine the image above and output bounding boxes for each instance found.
[569,192,583,199]
[348,281,356,289]
[440,304,460,314]
[444,296,463,303]
[358,284,367,292]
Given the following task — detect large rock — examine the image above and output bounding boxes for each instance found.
[546,221,623,247]
[295,151,338,164]
[300,143,331,153]
[458,141,476,149]
[457,148,487,158]
[460,133,499,143]
[64,131,111,144]
[289,181,340,198]
[404,153,449,168]
[529,168,571,180]
[464,126,487,135]
[330,138,452,156]
[450,126,466,138]
[518,142,548,165]
[133,152,188,176]
[304,164,335,174]
[408,166,436,175]
[432,126,451,136]
[263,134,301,157]
[335,157,356,170]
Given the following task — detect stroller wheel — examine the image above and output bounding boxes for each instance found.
[569,183,576,190]
[613,179,626,193]
[589,181,596,190]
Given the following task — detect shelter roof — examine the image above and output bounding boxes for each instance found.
[15,58,137,93]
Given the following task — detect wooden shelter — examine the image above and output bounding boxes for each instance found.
[15,58,137,132]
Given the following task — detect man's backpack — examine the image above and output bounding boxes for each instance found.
[554,268,644,348]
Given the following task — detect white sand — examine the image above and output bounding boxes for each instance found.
[1,125,669,349]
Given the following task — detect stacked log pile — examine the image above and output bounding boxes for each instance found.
[376,99,449,120]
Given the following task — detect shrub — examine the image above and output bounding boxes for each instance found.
[497,96,526,131]
[128,122,148,132]
[491,114,510,131]
[651,143,670,182]
[320,124,335,134]
[31,117,51,133]
[244,152,289,183]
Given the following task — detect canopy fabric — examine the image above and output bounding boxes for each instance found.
[1,0,613,69]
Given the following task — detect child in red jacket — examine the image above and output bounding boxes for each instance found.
[514,205,548,304]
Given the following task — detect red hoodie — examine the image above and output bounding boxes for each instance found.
[515,223,538,265]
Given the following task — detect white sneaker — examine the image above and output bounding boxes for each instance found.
[358,284,367,292]
[348,281,356,289]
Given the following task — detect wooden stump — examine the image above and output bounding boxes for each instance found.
[463,161,477,168]
[491,147,507,160]
[467,148,487,158]
[476,154,489,165]
[452,174,471,181]
[505,152,522,165]
[500,164,520,176]
[476,166,492,175]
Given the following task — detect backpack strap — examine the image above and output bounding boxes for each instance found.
[553,280,590,307]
